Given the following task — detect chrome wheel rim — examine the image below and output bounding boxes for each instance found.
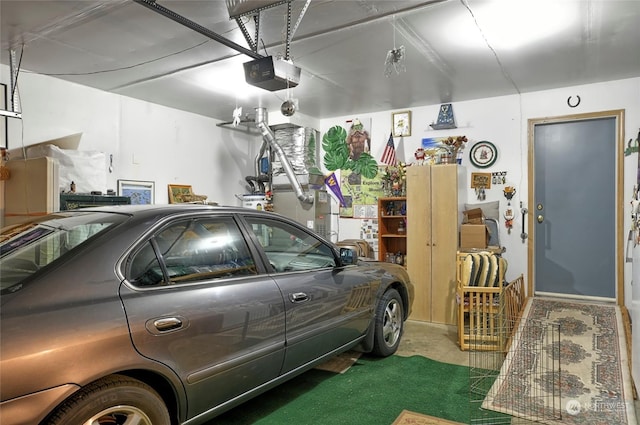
[382,299,402,347]
[84,406,152,425]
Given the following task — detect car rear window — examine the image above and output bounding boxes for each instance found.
[0,212,125,291]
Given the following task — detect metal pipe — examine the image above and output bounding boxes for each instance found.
[254,108,313,205]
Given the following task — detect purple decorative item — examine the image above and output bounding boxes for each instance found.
[325,172,346,207]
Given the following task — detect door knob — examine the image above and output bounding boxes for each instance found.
[537,215,544,223]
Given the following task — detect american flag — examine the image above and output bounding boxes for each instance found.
[380,132,397,165]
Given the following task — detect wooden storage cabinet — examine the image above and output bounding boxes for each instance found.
[406,164,459,324]
[377,197,407,265]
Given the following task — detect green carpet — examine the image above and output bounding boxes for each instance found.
[211,355,471,425]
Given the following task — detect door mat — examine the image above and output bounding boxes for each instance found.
[314,350,362,374]
[391,410,464,425]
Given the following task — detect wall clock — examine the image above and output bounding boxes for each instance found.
[469,141,498,168]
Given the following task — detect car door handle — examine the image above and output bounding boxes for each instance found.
[153,317,184,332]
[289,292,309,303]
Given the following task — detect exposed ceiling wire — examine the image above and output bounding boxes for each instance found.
[23,39,212,76]
[2,0,129,49]
[460,0,521,94]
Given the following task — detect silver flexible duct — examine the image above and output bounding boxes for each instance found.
[254,138,268,177]
[254,108,314,205]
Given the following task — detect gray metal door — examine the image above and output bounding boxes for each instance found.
[533,116,617,299]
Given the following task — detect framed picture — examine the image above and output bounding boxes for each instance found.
[470,172,492,189]
[1,83,7,149]
[168,184,193,204]
[118,179,155,204]
[392,111,411,137]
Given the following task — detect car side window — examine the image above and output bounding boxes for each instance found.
[128,217,257,286]
[245,217,336,272]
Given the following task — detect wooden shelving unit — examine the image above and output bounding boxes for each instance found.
[377,197,407,265]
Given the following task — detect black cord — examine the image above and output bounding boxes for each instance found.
[11,47,24,104]
[25,39,211,77]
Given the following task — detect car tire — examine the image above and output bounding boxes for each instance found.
[44,375,170,425]
[371,288,404,357]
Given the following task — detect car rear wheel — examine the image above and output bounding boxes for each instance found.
[44,375,170,425]
[371,288,404,357]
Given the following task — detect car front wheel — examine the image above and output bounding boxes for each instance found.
[44,375,170,425]
[371,288,404,356]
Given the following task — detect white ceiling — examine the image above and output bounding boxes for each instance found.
[1,0,639,123]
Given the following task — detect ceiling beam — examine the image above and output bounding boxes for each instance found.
[133,0,263,60]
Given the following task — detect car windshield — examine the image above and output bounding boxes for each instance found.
[0,212,126,291]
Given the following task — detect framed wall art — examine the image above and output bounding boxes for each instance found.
[168,184,194,203]
[470,172,492,189]
[118,179,155,204]
[392,110,411,137]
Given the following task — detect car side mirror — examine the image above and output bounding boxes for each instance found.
[339,247,357,265]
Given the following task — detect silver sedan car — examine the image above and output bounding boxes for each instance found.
[1,204,413,425]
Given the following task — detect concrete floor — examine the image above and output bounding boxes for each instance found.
[395,320,469,366]
[397,319,640,424]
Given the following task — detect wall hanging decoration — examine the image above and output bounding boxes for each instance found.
[624,130,639,156]
[503,186,516,234]
[429,103,456,130]
[322,119,378,180]
[492,171,507,184]
[324,172,346,207]
[118,179,155,205]
[567,95,581,108]
[392,111,411,137]
[469,140,498,168]
[168,184,208,204]
[470,172,491,201]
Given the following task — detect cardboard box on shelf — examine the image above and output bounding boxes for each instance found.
[460,223,490,249]
[462,208,485,224]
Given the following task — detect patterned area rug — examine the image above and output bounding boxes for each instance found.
[482,297,636,424]
[391,410,463,425]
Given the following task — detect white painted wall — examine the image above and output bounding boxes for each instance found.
[3,67,638,299]
[1,65,266,207]
[319,77,640,303]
